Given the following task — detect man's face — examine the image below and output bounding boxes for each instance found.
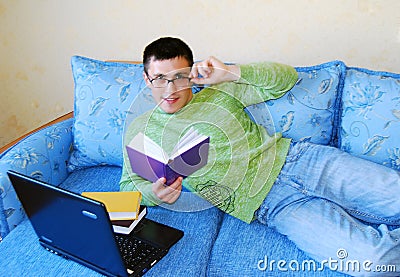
[144,56,193,114]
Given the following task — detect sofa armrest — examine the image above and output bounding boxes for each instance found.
[0,112,74,154]
[0,112,74,240]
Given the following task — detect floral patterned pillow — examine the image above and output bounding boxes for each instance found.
[339,68,400,171]
[245,61,345,146]
[68,56,152,171]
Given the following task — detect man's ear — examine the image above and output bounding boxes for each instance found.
[143,71,151,86]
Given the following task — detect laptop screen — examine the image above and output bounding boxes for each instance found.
[8,170,133,276]
[8,170,183,277]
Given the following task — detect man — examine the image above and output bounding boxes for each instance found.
[120,37,400,275]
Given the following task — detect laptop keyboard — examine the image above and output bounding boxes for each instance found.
[115,234,163,270]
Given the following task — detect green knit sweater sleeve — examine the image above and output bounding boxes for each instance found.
[216,62,298,107]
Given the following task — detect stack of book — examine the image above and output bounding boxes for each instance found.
[82,191,147,234]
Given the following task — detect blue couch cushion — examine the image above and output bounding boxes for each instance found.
[59,165,123,192]
[208,214,346,276]
[145,206,224,276]
[0,218,104,276]
[339,67,400,171]
[245,61,345,146]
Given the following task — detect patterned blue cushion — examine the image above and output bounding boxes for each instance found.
[245,61,345,146]
[339,67,400,171]
[0,192,7,241]
[68,56,153,171]
[0,118,73,239]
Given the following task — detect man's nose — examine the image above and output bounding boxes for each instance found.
[166,81,177,93]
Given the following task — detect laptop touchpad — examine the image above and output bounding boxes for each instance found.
[132,218,183,249]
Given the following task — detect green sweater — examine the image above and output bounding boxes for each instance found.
[120,62,298,223]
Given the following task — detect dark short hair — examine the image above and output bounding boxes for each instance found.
[143,37,194,73]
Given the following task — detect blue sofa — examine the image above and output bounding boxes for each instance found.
[1,56,399,276]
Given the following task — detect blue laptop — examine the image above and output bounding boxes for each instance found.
[7,170,183,277]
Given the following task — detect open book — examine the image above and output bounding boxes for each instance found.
[126,127,210,185]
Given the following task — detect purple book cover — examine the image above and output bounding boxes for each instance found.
[126,137,209,186]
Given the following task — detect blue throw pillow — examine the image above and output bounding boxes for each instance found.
[339,67,400,171]
[245,61,345,145]
[68,56,151,171]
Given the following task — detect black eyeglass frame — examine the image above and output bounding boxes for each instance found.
[145,73,192,88]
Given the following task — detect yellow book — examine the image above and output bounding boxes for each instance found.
[82,191,142,220]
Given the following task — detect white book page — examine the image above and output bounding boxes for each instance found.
[128,132,169,163]
[172,127,196,154]
[170,128,208,160]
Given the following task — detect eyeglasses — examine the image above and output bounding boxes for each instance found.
[146,74,191,88]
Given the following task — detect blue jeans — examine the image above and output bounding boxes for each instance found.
[256,141,400,276]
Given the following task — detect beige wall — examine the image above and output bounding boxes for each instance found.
[1,0,400,147]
